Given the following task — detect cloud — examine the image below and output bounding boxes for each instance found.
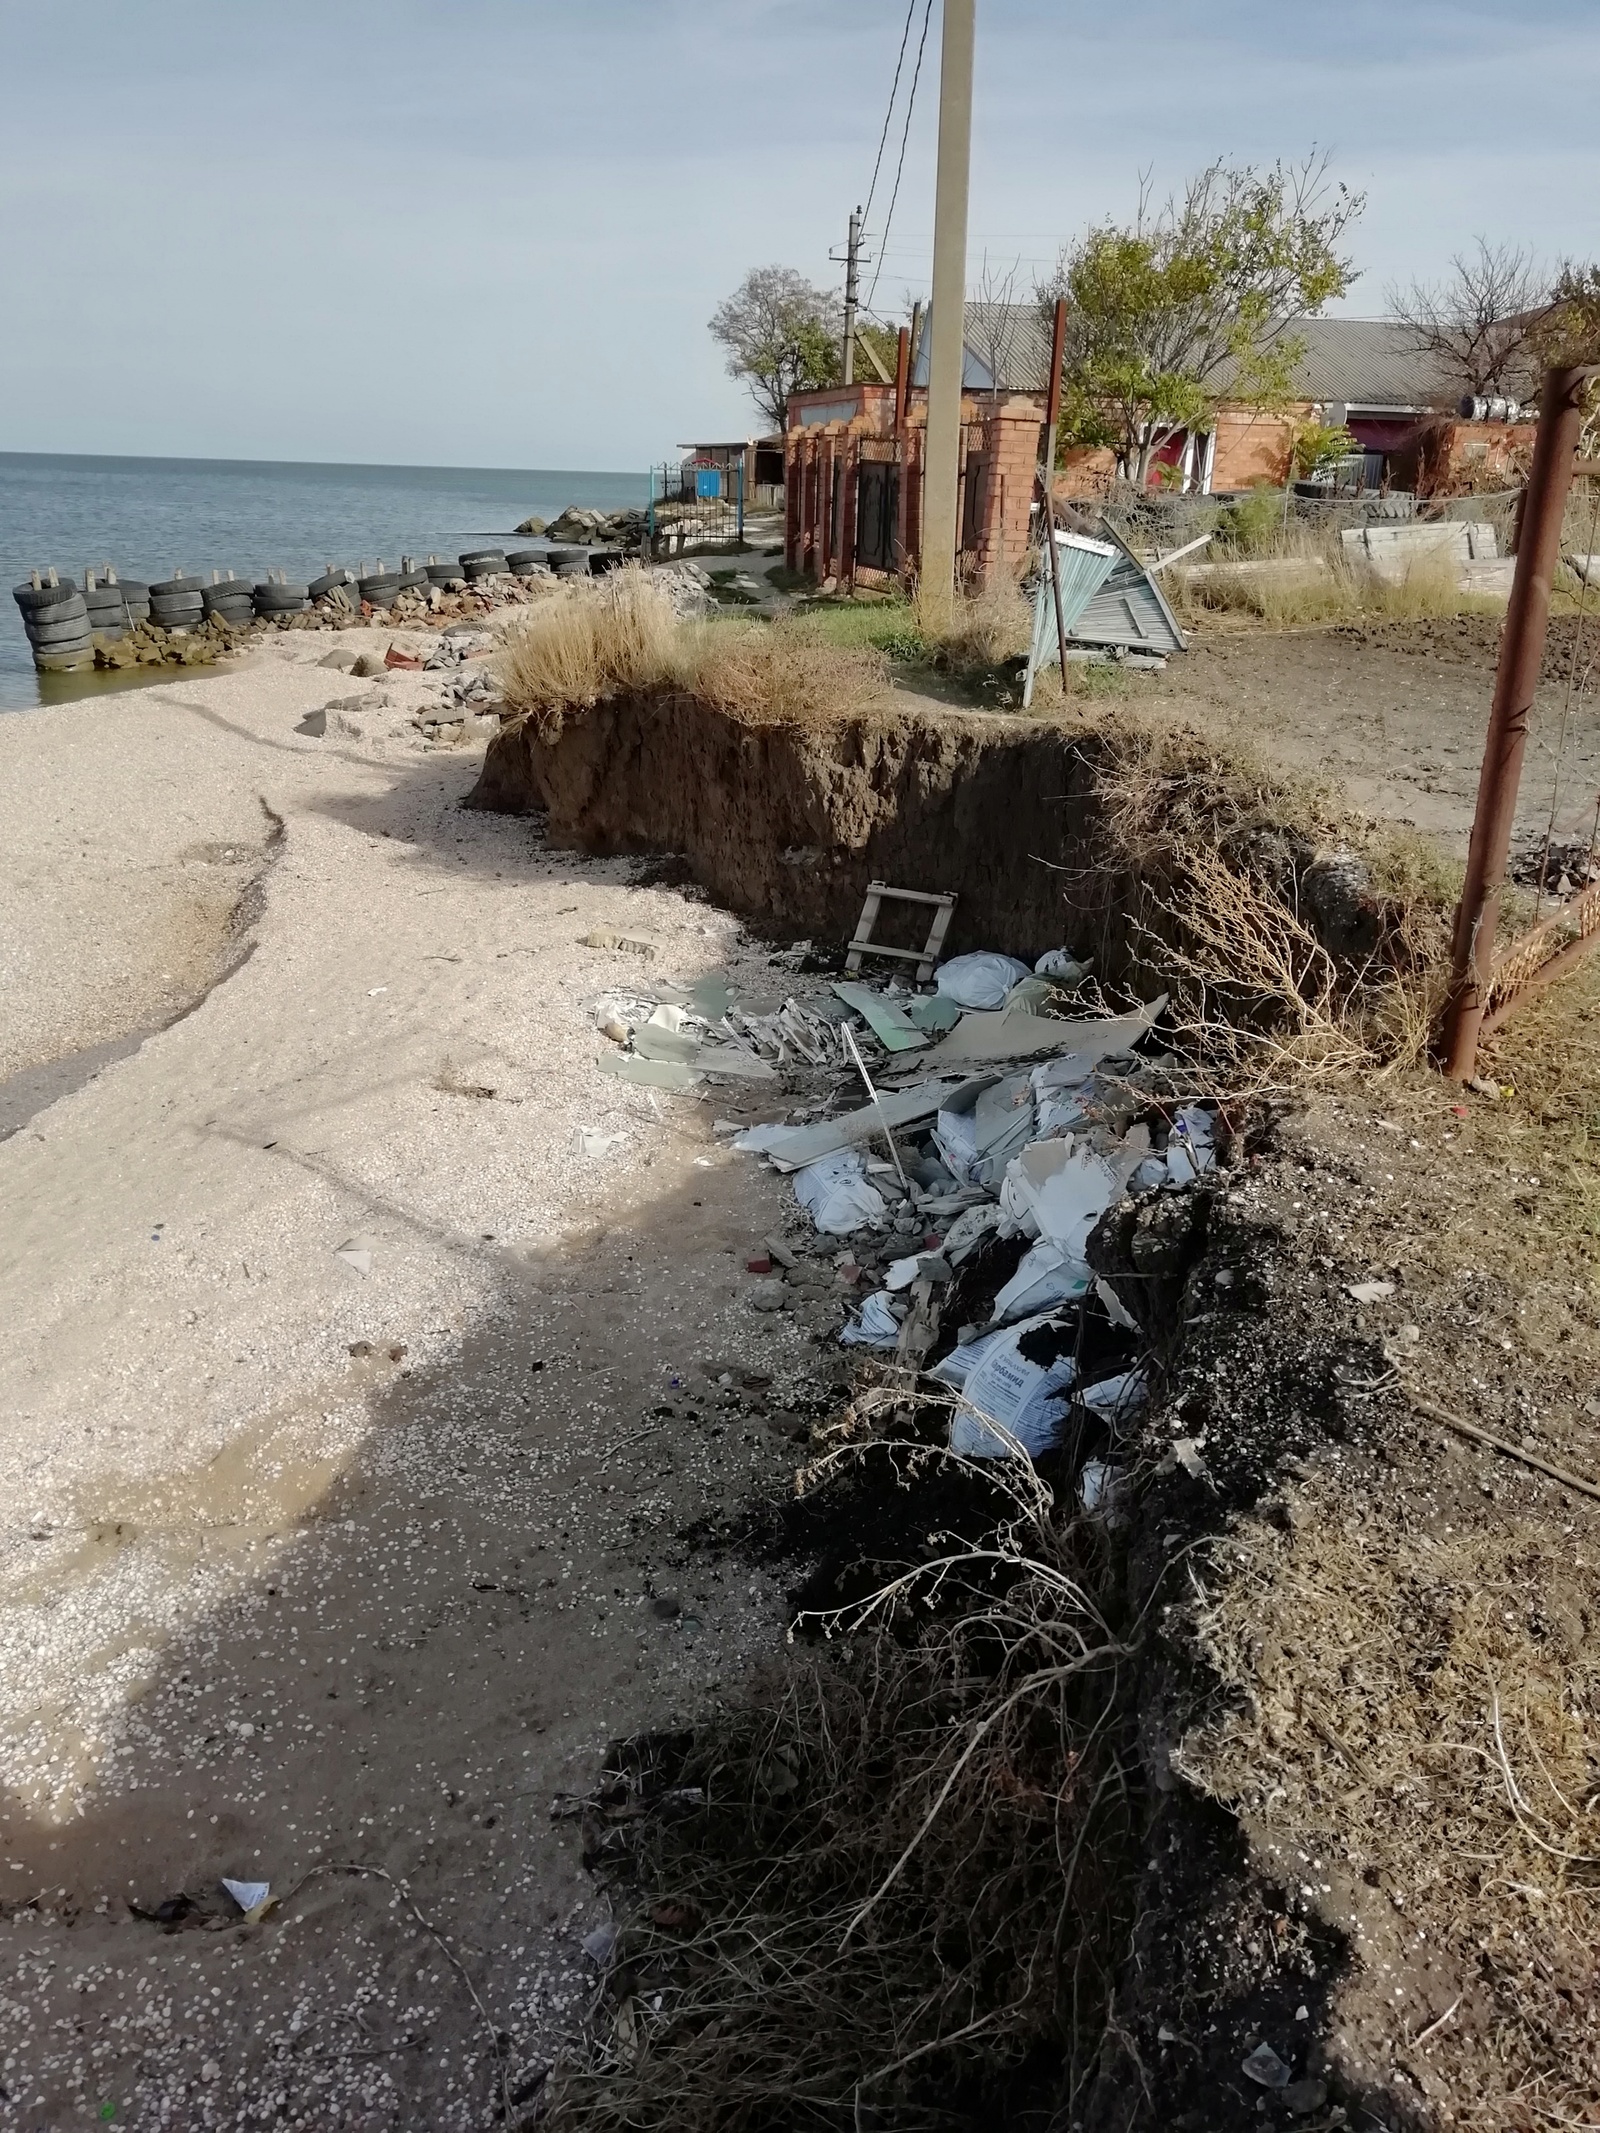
[0,0,1593,464]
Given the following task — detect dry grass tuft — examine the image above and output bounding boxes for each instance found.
[545,1434,1139,2132]
[1188,1502,1600,2132]
[915,575,1034,667]
[1082,718,1452,1078]
[496,569,889,739]
[495,570,683,738]
[1175,532,1507,631]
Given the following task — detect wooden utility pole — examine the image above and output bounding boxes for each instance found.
[840,206,863,386]
[919,0,976,630]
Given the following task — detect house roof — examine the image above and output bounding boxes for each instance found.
[1211,317,1456,409]
[908,304,1458,409]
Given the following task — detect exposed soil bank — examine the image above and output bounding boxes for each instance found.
[470,695,1114,965]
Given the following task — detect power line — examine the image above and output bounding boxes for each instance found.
[864,0,935,316]
[861,0,918,233]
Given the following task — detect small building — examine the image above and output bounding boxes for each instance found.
[783,306,1536,589]
[675,438,786,510]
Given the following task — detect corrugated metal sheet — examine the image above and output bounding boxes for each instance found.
[1067,524,1187,655]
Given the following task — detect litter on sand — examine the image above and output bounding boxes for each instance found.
[951,1314,1079,1459]
[221,1878,271,1918]
[578,1126,625,1158]
[334,1236,375,1277]
[1346,1279,1397,1304]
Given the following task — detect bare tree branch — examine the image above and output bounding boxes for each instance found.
[1387,238,1552,399]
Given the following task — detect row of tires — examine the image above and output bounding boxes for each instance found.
[11,545,602,670]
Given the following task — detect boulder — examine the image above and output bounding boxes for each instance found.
[515,515,548,537]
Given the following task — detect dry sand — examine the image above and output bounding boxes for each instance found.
[0,639,825,2127]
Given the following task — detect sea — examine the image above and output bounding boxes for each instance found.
[0,452,648,714]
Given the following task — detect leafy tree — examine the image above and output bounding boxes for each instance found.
[709,267,843,431]
[1529,261,1600,370]
[1388,238,1550,398]
[1038,155,1364,487]
[1291,417,1357,479]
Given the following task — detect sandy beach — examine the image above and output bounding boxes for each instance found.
[0,638,820,2126]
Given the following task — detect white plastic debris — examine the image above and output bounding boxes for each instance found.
[1241,2042,1291,2090]
[1132,1104,1218,1190]
[928,1324,1008,1389]
[934,951,1032,1010]
[1034,947,1093,985]
[938,1201,1002,1263]
[1079,1459,1117,1514]
[990,1239,1088,1323]
[840,1291,902,1347]
[581,1924,618,1965]
[950,1313,1077,1459]
[221,1878,270,1916]
[577,1127,624,1159]
[1346,1278,1396,1303]
[334,1236,375,1277]
[1001,1141,1120,1262]
[1077,1367,1150,1422]
[793,1148,888,1235]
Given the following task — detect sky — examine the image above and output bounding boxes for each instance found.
[1,0,1596,471]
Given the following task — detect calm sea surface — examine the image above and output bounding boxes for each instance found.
[0,452,646,713]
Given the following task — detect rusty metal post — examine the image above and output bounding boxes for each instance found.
[893,325,911,573]
[1040,297,1071,686]
[1439,366,1590,1078]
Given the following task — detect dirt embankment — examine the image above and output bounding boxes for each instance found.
[471,694,1107,960]
[469,690,1379,990]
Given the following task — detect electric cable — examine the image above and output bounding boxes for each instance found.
[864,0,934,317]
[862,0,919,233]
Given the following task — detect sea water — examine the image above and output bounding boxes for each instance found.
[0,452,646,713]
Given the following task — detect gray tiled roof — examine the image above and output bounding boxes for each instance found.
[912,304,1456,408]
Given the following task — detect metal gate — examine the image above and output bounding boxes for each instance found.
[855,459,899,574]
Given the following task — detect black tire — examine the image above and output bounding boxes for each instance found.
[308,570,355,599]
[357,571,400,599]
[462,558,506,583]
[545,545,586,576]
[458,548,507,565]
[150,575,205,597]
[505,549,546,572]
[13,577,79,616]
[27,630,93,655]
[34,645,95,672]
[91,620,129,641]
[588,549,626,576]
[150,597,204,623]
[399,567,430,590]
[84,593,128,619]
[425,563,464,587]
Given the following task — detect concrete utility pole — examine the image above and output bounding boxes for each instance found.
[840,206,863,387]
[920,0,976,629]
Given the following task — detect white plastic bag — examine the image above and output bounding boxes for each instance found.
[840,1290,902,1346]
[950,1313,1077,1459]
[928,1325,1008,1389]
[990,1238,1090,1323]
[1034,947,1092,986]
[793,1149,888,1234]
[1131,1104,1217,1191]
[935,951,1032,1010]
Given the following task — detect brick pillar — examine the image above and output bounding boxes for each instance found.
[973,400,1044,585]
